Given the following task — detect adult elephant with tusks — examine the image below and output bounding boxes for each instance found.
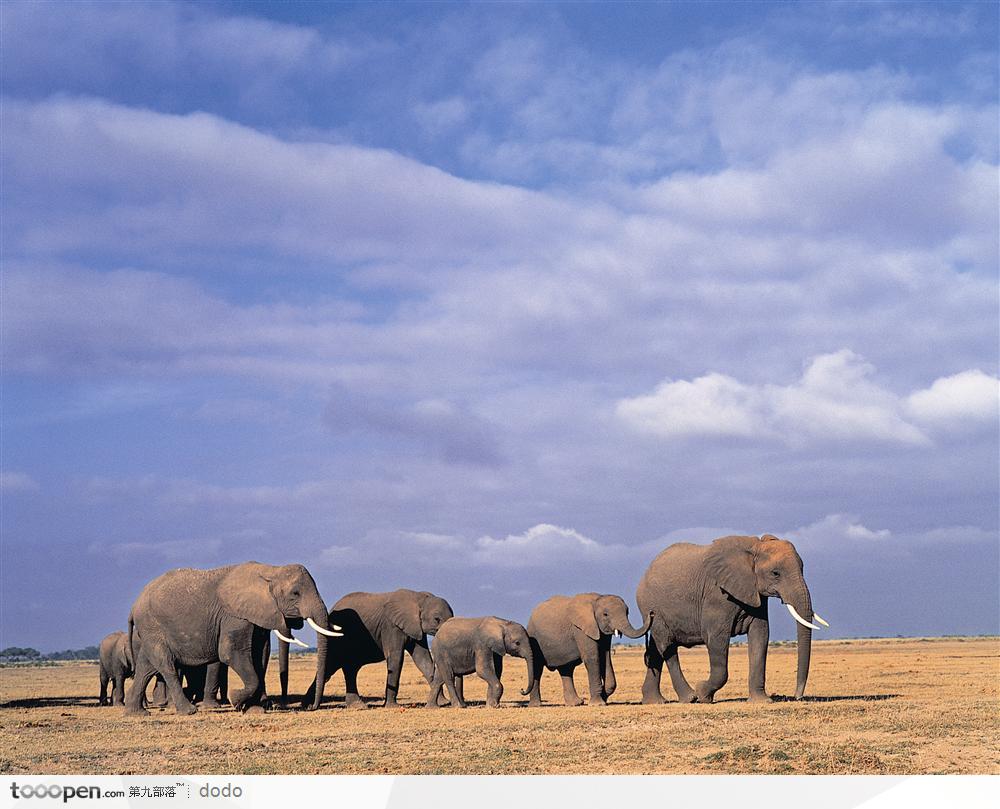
[293,589,454,709]
[124,561,343,715]
[637,534,829,704]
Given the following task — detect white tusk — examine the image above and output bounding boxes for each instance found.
[813,612,830,628]
[307,616,343,637]
[330,624,342,632]
[786,603,823,631]
[615,630,622,638]
[274,630,308,648]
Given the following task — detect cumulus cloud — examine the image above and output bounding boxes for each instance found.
[473,523,612,568]
[616,350,998,446]
[906,369,1000,430]
[787,513,996,552]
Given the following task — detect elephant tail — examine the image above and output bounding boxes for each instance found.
[126,611,135,671]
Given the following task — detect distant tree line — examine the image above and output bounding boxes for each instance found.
[0,646,100,662]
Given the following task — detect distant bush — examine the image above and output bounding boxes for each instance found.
[0,645,100,663]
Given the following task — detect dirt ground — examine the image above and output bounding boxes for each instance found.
[1,636,997,774]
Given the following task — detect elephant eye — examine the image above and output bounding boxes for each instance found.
[771,570,780,578]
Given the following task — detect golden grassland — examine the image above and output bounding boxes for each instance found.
[1,637,997,775]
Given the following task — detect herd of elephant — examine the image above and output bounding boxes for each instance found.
[97,533,828,715]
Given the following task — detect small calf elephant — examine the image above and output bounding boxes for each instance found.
[527,593,652,706]
[427,617,534,708]
[98,631,132,706]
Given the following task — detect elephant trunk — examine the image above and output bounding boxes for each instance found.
[304,596,331,711]
[278,637,289,704]
[520,647,535,697]
[619,609,654,639]
[790,580,813,700]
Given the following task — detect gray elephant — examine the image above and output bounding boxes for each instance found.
[526,593,652,707]
[426,616,534,708]
[124,561,342,715]
[98,631,132,706]
[637,534,829,704]
[294,589,453,709]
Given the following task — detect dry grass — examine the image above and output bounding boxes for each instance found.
[1,637,997,774]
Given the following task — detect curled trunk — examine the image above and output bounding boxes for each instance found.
[619,609,654,639]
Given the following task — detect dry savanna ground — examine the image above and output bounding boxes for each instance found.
[2,637,997,775]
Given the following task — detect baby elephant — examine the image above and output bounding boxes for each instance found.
[427,617,534,708]
[527,593,652,706]
[98,631,132,706]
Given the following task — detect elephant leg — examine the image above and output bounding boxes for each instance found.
[343,665,367,710]
[454,675,465,705]
[581,645,606,706]
[383,638,406,707]
[220,635,259,712]
[641,636,667,704]
[301,661,340,710]
[664,644,697,703]
[256,632,271,706]
[124,655,157,716]
[747,617,772,703]
[99,668,110,706]
[410,641,449,706]
[148,645,196,715]
[202,663,224,708]
[112,674,127,707]
[694,635,730,704]
[557,663,583,707]
[478,651,504,708]
[150,675,169,708]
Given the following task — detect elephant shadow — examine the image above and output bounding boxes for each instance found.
[1,696,98,709]
[770,693,900,703]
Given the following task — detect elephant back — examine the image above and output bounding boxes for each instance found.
[527,596,583,667]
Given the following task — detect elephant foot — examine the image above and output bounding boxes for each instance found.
[527,698,542,708]
[124,705,150,717]
[345,698,368,711]
[641,692,666,705]
[175,701,198,716]
[564,697,584,707]
[694,683,716,704]
[243,705,266,715]
[590,697,608,707]
[425,701,441,709]
[749,691,773,704]
[201,698,223,709]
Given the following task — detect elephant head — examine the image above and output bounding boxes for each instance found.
[218,562,341,710]
[573,594,653,640]
[387,590,454,640]
[483,618,535,697]
[705,535,826,699]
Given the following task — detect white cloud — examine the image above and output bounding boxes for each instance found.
[0,472,40,492]
[906,369,1000,429]
[617,350,997,447]
[787,513,996,551]
[473,523,611,568]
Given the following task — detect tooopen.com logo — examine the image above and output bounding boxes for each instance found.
[9,784,121,802]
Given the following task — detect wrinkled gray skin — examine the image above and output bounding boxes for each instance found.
[637,534,815,704]
[125,562,336,715]
[98,631,132,706]
[295,589,453,709]
[527,594,653,707]
[426,617,534,709]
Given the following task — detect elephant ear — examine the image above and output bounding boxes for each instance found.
[481,619,507,656]
[704,538,761,608]
[118,636,132,670]
[387,591,423,640]
[570,597,601,641]
[218,563,284,630]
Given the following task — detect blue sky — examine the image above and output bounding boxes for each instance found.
[2,1,997,652]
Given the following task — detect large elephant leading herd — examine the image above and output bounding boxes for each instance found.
[97,533,829,715]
